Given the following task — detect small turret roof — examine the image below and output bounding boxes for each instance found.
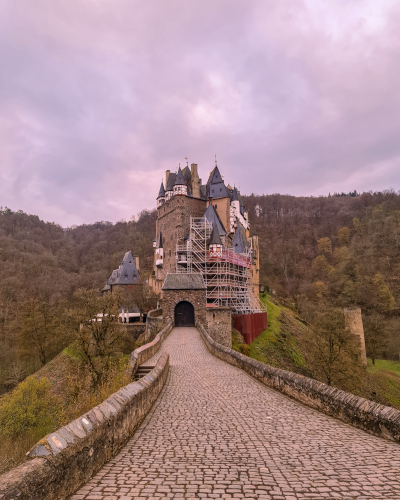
[174,166,185,185]
[156,232,163,248]
[209,223,222,246]
[107,251,141,285]
[231,188,239,202]
[157,181,165,199]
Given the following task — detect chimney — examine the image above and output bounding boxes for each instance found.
[191,163,201,198]
[166,170,170,187]
[135,256,140,271]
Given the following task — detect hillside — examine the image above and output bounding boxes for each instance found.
[1,189,400,391]
[250,293,400,410]
[0,207,157,394]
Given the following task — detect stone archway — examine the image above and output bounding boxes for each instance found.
[174,301,195,327]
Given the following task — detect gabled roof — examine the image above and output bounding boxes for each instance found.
[232,225,249,254]
[202,204,227,236]
[175,166,185,185]
[209,223,222,246]
[107,251,141,285]
[162,273,206,290]
[156,232,163,249]
[166,173,176,191]
[157,181,165,199]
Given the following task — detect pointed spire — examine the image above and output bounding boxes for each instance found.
[231,187,239,202]
[209,223,222,246]
[157,181,165,199]
[174,165,185,185]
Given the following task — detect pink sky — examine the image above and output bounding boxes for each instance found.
[0,0,399,225]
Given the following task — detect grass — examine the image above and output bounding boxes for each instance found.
[368,359,400,376]
[248,293,310,375]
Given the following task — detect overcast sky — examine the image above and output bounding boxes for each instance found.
[0,0,399,226]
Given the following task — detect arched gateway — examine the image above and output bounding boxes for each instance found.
[174,301,195,327]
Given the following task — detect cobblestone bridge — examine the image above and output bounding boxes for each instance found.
[72,327,400,500]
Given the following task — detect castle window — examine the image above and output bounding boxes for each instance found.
[169,250,171,257]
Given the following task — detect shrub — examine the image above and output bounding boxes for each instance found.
[0,376,58,439]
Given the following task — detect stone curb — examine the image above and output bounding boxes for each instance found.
[197,321,400,443]
[0,351,170,500]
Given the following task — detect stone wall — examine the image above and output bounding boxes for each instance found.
[155,195,206,283]
[344,308,367,366]
[125,320,173,378]
[197,321,400,443]
[0,354,170,500]
[144,308,164,343]
[206,307,232,348]
[162,289,206,327]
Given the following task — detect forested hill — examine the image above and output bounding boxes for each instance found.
[244,190,400,359]
[0,207,157,389]
[1,189,400,386]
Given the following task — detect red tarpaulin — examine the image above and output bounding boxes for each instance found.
[233,312,268,345]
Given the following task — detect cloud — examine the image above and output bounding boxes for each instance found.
[0,0,399,225]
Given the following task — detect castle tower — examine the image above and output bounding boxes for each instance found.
[165,171,175,201]
[157,181,165,208]
[344,308,367,366]
[209,223,223,257]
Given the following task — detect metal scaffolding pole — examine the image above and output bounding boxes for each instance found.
[176,217,266,314]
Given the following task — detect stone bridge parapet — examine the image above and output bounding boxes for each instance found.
[197,321,400,443]
[0,321,173,500]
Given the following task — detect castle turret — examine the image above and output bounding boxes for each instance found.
[209,223,223,257]
[157,181,165,208]
[165,171,175,201]
[173,166,188,196]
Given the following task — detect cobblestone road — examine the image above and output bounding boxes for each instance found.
[72,327,400,499]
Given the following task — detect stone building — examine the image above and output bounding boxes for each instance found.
[102,251,145,322]
[149,160,267,344]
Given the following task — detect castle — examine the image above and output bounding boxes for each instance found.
[149,161,267,343]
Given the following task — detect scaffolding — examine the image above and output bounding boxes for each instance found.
[176,217,266,314]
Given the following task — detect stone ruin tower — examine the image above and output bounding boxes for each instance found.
[344,308,367,366]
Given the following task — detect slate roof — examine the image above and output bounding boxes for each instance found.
[232,224,249,254]
[101,283,111,292]
[206,166,229,199]
[107,251,141,285]
[201,204,227,236]
[161,273,206,290]
[157,181,165,198]
[182,166,191,183]
[231,188,239,202]
[209,223,222,246]
[175,166,185,185]
[166,173,176,191]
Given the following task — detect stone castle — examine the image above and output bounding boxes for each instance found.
[149,161,267,343]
